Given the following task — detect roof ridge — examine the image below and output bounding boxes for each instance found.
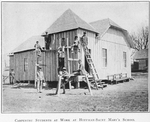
[44,9,98,34]
[71,10,95,30]
[71,10,78,26]
[90,18,109,24]
[108,18,111,26]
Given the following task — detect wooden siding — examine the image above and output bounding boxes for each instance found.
[14,51,35,81]
[77,29,96,67]
[49,29,79,73]
[9,55,14,70]
[77,28,131,79]
[139,59,147,70]
[10,30,79,82]
[12,50,58,82]
[92,28,131,79]
[11,27,132,82]
[45,51,58,81]
[49,29,77,50]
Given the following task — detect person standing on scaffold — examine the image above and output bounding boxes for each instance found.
[34,41,43,63]
[58,37,66,52]
[34,41,42,56]
[57,37,66,71]
[71,36,80,53]
[81,32,88,53]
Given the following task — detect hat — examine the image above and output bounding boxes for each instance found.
[62,67,66,70]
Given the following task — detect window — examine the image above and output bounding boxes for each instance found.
[24,58,28,71]
[123,52,127,67]
[102,48,107,67]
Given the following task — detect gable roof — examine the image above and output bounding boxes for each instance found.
[90,18,122,37]
[90,18,134,48]
[12,36,45,53]
[44,9,97,35]
[133,49,148,60]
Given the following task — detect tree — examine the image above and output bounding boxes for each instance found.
[131,26,149,51]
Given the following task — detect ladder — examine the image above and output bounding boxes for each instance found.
[83,46,103,89]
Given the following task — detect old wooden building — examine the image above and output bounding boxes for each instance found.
[132,49,148,71]
[10,9,134,83]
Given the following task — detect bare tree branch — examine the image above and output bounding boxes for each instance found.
[130,25,149,51]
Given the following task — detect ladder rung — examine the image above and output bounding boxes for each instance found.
[83,46,99,88]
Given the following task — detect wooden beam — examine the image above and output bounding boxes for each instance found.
[65,46,71,49]
[85,76,93,96]
[68,58,79,61]
[56,75,62,96]
[34,51,37,88]
[67,38,71,90]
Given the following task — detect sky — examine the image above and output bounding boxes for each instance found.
[1,1,149,69]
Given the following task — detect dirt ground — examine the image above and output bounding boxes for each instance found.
[2,72,148,113]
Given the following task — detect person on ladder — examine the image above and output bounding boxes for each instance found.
[71,36,80,53]
[34,41,42,57]
[34,41,43,64]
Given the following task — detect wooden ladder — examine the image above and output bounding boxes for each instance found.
[83,46,103,89]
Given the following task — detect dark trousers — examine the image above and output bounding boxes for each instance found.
[59,58,64,70]
[61,76,69,94]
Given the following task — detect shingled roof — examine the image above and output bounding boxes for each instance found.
[90,18,134,48]
[90,18,123,37]
[133,49,148,60]
[44,9,97,34]
[12,36,45,53]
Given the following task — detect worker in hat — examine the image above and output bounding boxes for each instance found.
[9,69,15,84]
[36,65,45,93]
[58,46,65,71]
[61,67,70,94]
[34,41,42,57]
[71,36,80,53]
[81,32,88,47]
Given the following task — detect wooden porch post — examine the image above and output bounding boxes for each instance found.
[85,76,93,96]
[56,75,62,96]
[67,38,71,90]
[34,51,37,88]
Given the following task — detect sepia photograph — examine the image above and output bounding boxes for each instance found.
[1,1,149,114]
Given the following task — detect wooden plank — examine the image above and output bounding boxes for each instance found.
[52,51,54,81]
[44,51,46,81]
[66,38,71,89]
[56,75,62,96]
[32,51,35,80]
[34,50,37,87]
[55,51,58,81]
[49,51,51,81]
[85,76,93,96]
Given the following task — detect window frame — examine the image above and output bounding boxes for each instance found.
[24,58,28,72]
[123,52,127,67]
[102,48,107,67]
